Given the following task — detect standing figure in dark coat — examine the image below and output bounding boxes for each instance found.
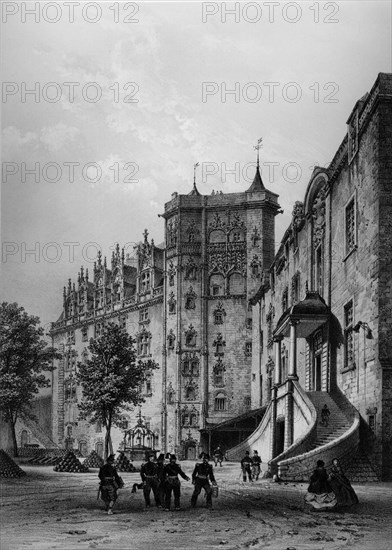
[156,453,166,508]
[305,459,337,510]
[328,458,359,507]
[98,454,123,514]
[320,405,331,427]
[191,453,217,509]
[241,451,253,482]
[140,454,160,508]
[213,446,224,467]
[163,454,190,511]
[251,450,262,481]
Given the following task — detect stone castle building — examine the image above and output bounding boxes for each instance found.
[14,73,390,480]
[228,72,392,481]
[49,158,281,460]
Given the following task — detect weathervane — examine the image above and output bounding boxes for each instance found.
[253,137,263,168]
[193,162,200,185]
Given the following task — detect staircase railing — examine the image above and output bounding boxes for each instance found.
[269,381,318,476]
[276,391,360,481]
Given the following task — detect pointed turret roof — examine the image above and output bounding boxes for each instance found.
[246,165,265,193]
[247,137,265,192]
[188,181,201,196]
[189,162,201,196]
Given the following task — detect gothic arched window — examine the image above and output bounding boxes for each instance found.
[214,392,226,411]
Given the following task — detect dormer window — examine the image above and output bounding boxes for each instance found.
[141,272,150,293]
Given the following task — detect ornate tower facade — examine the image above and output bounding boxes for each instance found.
[161,167,280,456]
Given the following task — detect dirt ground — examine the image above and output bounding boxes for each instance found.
[1,460,392,550]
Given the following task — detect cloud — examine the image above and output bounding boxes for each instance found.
[2,126,38,156]
[40,123,80,153]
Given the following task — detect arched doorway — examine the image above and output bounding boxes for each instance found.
[79,440,88,457]
[95,442,103,458]
[185,445,196,460]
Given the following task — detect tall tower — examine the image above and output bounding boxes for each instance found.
[162,154,280,457]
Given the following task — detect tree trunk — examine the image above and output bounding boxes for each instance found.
[104,417,113,460]
[11,419,18,457]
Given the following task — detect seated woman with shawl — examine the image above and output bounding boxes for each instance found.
[304,459,337,510]
[328,458,359,507]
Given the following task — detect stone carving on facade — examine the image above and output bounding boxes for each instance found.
[250,255,262,278]
[282,286,289,311]
[167,382,175,404]
[213,333,226,356]
[185,286,197,309]
[266,356,275,374]
[212,358,226,387]
[207,245,227,274]
[168,291,176,314]
[185,219,200,243]
[251,226,260,246]
[312,186,327,248]
[228,210,245,229]
[184,379,198,401]
[213,301,226,324]
[291,271,301,303]
[167,329,176,350]
[292,201,305,230]
[227,245,247,276]
[167,261,176,286]
[184,324,197,347]
[167,216,178,247]
[184,256,198,280]
[209,212,225,231]
[136,229,153,270]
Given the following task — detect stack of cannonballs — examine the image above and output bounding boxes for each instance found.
[115,452,136,472]
[0,450,26,478]
[53,451,88,473]
[83,450,104,468]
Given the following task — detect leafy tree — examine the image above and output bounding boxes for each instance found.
[76,323,158,460]
[0,302,59,456]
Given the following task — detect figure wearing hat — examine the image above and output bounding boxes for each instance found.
[213,445,224,468]
[140,453,160,508]
[163,454,190,511]
[251,450,262,481]
[156,453,166,508]
[240,451,253,482]
[191,453,217,509]
[98,454,123,515]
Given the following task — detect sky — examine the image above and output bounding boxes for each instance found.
[1,0,391,329]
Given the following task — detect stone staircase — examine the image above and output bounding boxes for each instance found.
[307,391,351,449]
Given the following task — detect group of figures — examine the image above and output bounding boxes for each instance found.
[305,459,359,510]
[98,453,358,516]
[98,452,217,515]
[240,450,262,481]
